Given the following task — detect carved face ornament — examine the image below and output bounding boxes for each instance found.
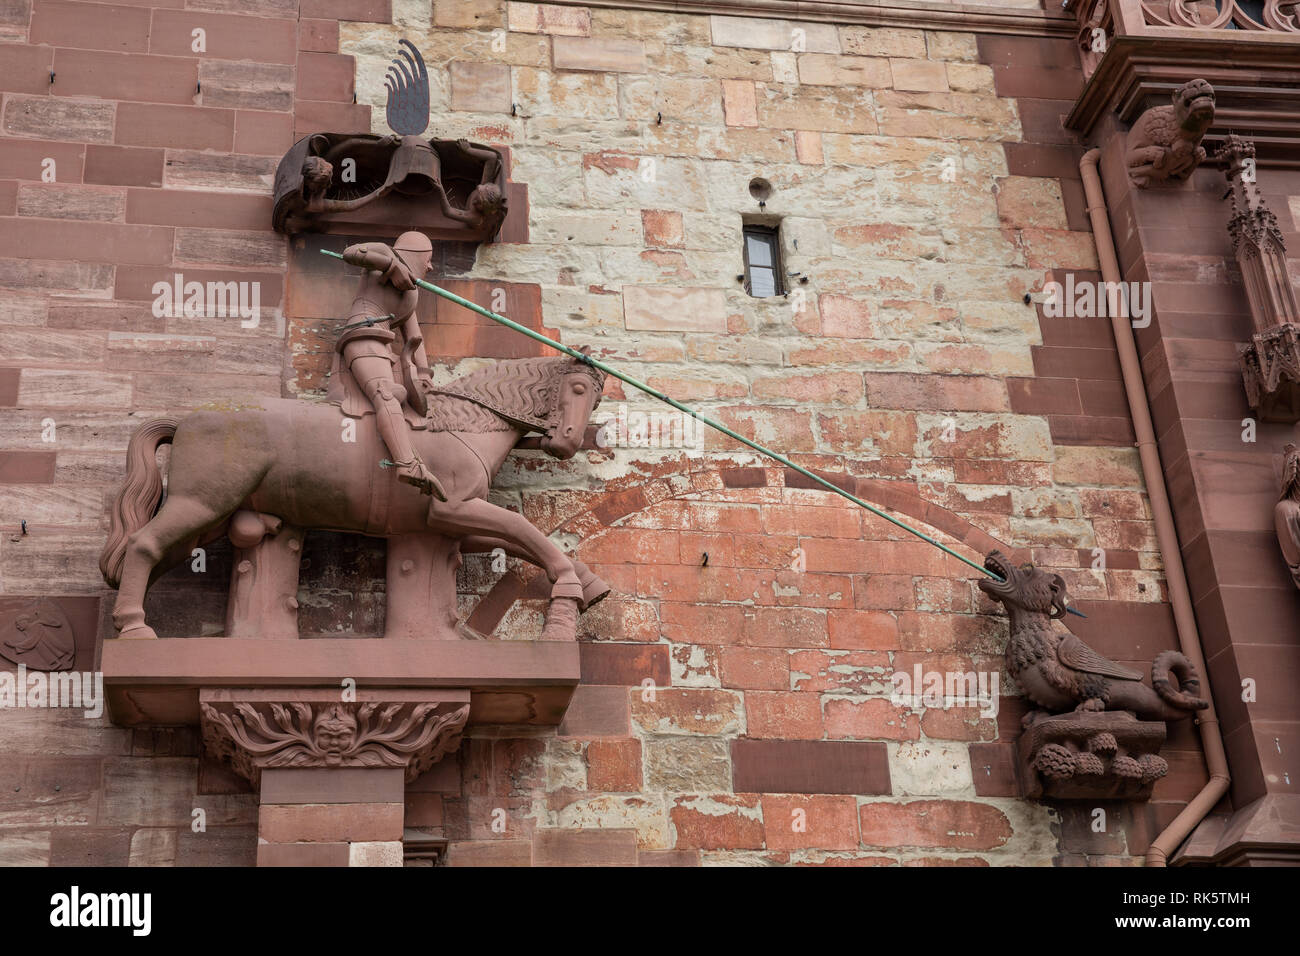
[312,705,359,764]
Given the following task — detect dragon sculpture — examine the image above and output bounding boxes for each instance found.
[979,551,1209,724]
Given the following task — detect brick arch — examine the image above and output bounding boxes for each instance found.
[466,462,1021,637]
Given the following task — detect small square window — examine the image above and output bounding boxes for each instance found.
[742,225,782,298]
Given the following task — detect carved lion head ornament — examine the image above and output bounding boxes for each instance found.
[1173,78,1216,132]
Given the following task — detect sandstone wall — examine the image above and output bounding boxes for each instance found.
[0,0,1211,865]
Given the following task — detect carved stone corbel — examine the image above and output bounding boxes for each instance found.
[200,689,469,787]
[1125,78,1215,187]
[1219,135,1300,422]
[1019,711,1168,800]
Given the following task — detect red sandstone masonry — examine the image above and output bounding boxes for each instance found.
[0,4,1204,868]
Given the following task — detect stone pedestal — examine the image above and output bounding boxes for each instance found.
[199,688,469,867]
[102,637,580,865]
[1018,711,1168,801]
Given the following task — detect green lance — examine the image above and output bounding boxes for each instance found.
[321,248,1004,582]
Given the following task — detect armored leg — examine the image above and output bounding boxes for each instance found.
[350,354,446,501]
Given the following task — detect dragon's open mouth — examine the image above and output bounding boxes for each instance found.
[977,551,1014,596]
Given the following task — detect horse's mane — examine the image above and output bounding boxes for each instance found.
[426,355,604,434]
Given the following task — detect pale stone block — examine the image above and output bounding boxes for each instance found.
[0,329,106,364]
[554,794,671,849]
[0,296,47,326]
[1052,447,1146,488]
[891,58,949,93]
[710,15,839,53]
[17,184,126,221]
[3,95,115,143]
[434,0,502,29]
[531,208,642,246]
[840,26,926,58]
[925,31,980,62]
[624,286,728,333]
[513,67,620,119]
[348,840,404,866]
[583,155,711,212]
[722,79,757,127]
[622,75,724,125]
[553,36,646,74]
[591,8,711,44]
[644,736,731,792]
[450,61,512,112]
[507,1,591,36]
[797,53,890,88]
[17,368,133,408]
[163,151,276,193]
[790,130,821,165]
[770,51,797,84]
[0,830,51,865]
[947,62,995,94]
[756,84,878,134]
[889,741,976,796]
[129,828,178,866]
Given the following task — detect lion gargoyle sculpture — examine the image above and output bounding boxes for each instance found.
[978,550,1210,799]
[1126,78,1216,188]
[99,233,609,644]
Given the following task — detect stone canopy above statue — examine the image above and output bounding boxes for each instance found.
[272,131,510,240]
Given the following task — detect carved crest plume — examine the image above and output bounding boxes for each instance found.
[385,39,430,137]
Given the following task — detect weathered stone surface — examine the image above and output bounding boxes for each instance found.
[644,736,731,792]
[0,1,1167,870]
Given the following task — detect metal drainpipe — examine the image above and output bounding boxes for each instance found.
[1077,149,1230,866]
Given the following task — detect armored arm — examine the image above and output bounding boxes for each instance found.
[342,243,417,291]
[342,242,395,272]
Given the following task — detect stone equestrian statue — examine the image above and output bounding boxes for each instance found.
[99,230,611,641]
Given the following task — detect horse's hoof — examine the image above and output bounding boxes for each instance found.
[580,576,611,612]
[117,624,159,640]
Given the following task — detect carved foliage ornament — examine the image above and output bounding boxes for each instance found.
[201,699,470,786]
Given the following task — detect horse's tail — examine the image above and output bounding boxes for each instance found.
[99,417,179,588]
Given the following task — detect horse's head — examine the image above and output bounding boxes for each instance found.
[540,355,606,460]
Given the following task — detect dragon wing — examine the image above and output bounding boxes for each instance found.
[1057,633,1143,681]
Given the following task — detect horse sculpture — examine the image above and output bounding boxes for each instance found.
[99,353,609,642]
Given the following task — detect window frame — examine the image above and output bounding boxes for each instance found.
[741,224,784,298]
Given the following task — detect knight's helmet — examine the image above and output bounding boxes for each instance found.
[393,230,433,275]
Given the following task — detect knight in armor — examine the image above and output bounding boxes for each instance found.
[337,231,446,500]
